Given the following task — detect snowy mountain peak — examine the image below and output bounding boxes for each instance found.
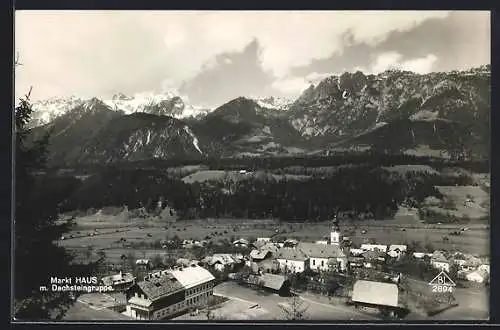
[252,96,295,111]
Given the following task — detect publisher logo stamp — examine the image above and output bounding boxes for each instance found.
[429,271,456,293]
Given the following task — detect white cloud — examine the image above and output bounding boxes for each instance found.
[306,72,338,85]
[369,52,438,74]
[400,54,438,73]
[271,77,310,96]
[371,51,404,73]
[15,10,451,100]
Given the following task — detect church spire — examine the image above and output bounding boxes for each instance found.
[330,214,341,245]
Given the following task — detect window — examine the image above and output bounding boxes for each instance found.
[321,260,324,267]
[312,260,316,266]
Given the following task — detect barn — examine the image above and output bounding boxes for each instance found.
[351,280,406,318]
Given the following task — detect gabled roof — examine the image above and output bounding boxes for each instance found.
[361,250,386,260]
[233,238,249,245]
[209,254,237,265]
[168,265,215,289]
[101,272,135,286]
[352,280,399,308]
[261,273,288,290]
[250,249,271,260]
[136,273,184,302]
[299,242,346,259]
[388,245,407,252]
[275,247,308,261]
[431,250,449,263]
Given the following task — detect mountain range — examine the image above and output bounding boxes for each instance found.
[27,65,491,166]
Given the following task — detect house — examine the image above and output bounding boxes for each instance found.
[207,254,237,272]
[256,237,271,243]
[246,273,291,296]
[361,244,388,253]
[348,256,365,269]
[299,242,347,272]
[466,269,489,284]
[387,245,407,259]
[315,240,329,245]
[283,239,299,248]
[135,259,151,268]
[478,264,490,274]
[250,249,272,262]
[275,247,309,273]
[350,248,365,256]
[351,280,404,317]
[431,251,451,272]
[176,258,198,268]
[101,272,135,291]
[233,238,249,247]
[360,250,386,268]
[412,252,427,259]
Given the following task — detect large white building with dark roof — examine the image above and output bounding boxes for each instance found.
[124,265,215,320]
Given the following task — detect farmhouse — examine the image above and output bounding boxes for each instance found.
[124,265,215,321]
[351,280,404,318]
[466,269,489,284]
[430,251,451,272]
[233,238,249,247]
[283,239,299,248]
[246,273,291,296]
[387,245,407,259]
[299,242,347,272]
[350,248,365,256]
[135,259,151,268]
[250,249,272,262]
[360,244,388,253]
[357,250,385,269]
[101,271,135,291]
[275,247,309,273]
[205,254,238,272]
[478,264,490,274]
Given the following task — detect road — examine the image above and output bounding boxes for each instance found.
[213,281,376,321]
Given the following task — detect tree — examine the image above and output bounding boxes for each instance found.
[14,81,90,319]
[278,296,309,320]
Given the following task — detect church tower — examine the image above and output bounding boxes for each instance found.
[330,216,341,246]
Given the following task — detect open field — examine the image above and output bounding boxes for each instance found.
[58,210,490,259]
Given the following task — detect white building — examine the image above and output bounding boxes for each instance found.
[387,245,407,258]
[430,251,451,273]
[466,269,489,283]
[275,248,309,273]
[361,244,388,253]
[350,248,365,256]
[301,242,347,272]
[478,264,490,274]
[315,240,329,245]
[124,265,215,320]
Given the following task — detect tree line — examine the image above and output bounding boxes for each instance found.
[50,164,477,223]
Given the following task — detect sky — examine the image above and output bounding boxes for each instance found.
[15,10,490,107]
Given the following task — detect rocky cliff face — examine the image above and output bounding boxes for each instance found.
[288,66,490,144]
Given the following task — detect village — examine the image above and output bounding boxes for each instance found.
[62,216,490,321]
